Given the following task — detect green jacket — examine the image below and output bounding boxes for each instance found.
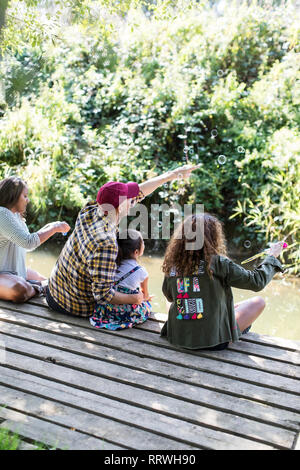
[161,255,284,350]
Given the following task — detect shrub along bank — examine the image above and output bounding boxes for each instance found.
[0,2,299,273]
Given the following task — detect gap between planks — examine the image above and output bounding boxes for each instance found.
[1,337,300,446]
[1,324,300,413]
[0,307,299,382]
[28,297,300,353]
[0,360,295,450]
[0,406,127,451]
[0,308,300,448]
[1,300,299,368]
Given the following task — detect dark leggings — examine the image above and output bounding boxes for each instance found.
[45,286,73,316]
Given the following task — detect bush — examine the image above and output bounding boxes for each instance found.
[0,0,299,273]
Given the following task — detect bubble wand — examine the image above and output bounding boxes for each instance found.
[241,242,288,265]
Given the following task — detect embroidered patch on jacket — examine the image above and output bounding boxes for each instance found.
[193,277,200,292]
[176,298,204,320]
[177,293,189,299]
[198,261,205,275]
[176,299,184,319]
[177,278,190,293]
[184,298,203,313]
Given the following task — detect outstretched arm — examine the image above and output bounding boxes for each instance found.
[139,164,199,197]
[0,209,70,250]
[37,221,70,245]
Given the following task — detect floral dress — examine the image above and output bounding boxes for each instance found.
[90,265,152,330]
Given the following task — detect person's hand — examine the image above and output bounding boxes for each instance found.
[267,241,284,258]
[143,293,154,302]
[132,292,144,305]
[53,221,71,234]
[172,164,200,181]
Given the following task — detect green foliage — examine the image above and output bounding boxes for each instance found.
[0,427,21,450]
[0,0,299,273]
[0,425,52,450]
[231,127,300,274]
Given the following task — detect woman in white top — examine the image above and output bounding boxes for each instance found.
[0,176,70,303]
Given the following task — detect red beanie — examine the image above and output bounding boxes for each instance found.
[96,181,140,209]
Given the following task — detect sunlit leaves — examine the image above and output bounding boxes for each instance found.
[0,0,299,272]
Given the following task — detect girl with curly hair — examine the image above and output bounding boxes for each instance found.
[161,213,284,351]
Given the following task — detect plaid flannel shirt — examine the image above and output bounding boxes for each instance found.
[48,190,145,317]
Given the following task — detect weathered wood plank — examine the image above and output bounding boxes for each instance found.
[138,318,300,356]
[0,298,299,450]
[18,441,40,450]
[0,407,123,450]
[134,319,300,364]
[0,368,212,450]
[0,305,299,380]
[0,385,201,450]
[1,341,297,449]
[4,367,275,450]
[0,365,282,450]
[1,310,300,394]
[136,321,300,365]
[1,323,300,428]
[227,341,300,365]
[237,332,300,352]
[28,298,300,351]
[4,299,299,361]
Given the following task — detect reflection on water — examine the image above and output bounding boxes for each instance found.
[27,244,300,341]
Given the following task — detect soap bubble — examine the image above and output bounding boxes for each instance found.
[189,148,194,155]
[238,146,245,153]
[157,221,163,228]
[183,146,189,154]
[237,110,242,115]
[218,155,226,165]
[217,69,224,77]
[244,240,251,249]
[211,129,218,138]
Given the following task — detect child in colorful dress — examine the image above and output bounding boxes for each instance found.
[90,229,152,330]
[161,213,284,351]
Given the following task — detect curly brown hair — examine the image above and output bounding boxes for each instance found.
[162,213,228,278]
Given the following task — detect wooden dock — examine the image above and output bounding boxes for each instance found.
[0,296,299,450]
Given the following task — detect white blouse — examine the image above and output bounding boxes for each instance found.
[0,207,40,279]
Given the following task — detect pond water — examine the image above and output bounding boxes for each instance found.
[27,243,300,341]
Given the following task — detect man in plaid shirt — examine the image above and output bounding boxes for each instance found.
[46,165,198,317]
